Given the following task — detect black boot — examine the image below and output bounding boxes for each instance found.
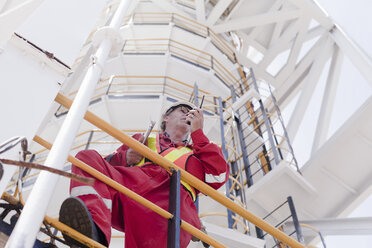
[59,197,106,247]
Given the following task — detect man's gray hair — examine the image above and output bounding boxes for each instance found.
[160,102,195,131]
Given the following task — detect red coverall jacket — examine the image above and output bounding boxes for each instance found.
[70,129,229,248]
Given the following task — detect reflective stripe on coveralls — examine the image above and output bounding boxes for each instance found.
[71,185,112,212]
[205,172,227,183]
[136,134,197,202]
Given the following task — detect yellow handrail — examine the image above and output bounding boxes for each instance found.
[130,12,234,58]
[32,128,159,157]
[54,92,305,248]
[73,11,237,72]
[69,75,214,101]
[33,135,227,248]
[121,38,240,86]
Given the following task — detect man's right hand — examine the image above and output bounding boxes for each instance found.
[126,135,145,166]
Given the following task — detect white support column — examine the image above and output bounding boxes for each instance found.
[311,44,343,154]
[5,1,132,247]
[286,36,333,141]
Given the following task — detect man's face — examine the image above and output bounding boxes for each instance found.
[164,105,191,134]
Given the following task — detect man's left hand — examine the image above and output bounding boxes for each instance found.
[186,107,204,133]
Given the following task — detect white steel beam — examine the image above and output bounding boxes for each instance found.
[224,0,243,21]
[276,65,311,109]
[235,51,276,84]
[212,9,302,34]
[269,26,321,61]
[274,32,328,98]
[195,0,206,23]
[264,24,326,68]
[320,167,357,195]
[259,18,303,68]
[269,18,285,47]
[287,0,333,29]
[6,1,132,247]
[243,22,324,67]
[330,25,372,86]
[286,217,372,236]
[287,36,333,141]
[270,26,326,57]
[206,0,232,26]
[297,25,325,46]
[281,14,310,74]
[236,31,267,54]
[311,45,343,154]
[247,0,284,41]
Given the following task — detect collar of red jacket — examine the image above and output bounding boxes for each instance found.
[161,132,191,148]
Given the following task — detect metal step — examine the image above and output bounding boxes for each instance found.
[187,222,265,248]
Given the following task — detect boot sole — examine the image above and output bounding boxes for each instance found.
[59,197,96,248]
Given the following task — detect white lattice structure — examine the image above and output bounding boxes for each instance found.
[0,0,371,247]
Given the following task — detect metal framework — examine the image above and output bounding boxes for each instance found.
[167,0,372,152]
[1,0,372,247]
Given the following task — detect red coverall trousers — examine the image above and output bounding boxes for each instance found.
[70,150,201,248]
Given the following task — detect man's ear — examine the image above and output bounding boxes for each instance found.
[163,115,169,122]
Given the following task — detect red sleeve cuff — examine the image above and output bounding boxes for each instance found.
[190,129,209,146]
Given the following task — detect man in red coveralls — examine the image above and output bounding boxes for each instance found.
[59,101,229,248]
